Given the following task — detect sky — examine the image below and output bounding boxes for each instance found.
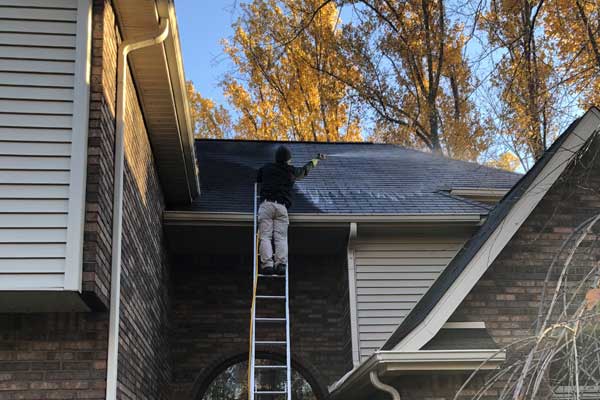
[175,1,239,106]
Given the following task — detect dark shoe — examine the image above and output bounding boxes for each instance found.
[260,266,274,275]
[274,264,287,276]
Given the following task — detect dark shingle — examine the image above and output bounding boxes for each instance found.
[185,140,520,214]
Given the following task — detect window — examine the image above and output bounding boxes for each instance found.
[202,358,317,400]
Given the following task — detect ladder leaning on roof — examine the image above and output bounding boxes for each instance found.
[248,183,292,400]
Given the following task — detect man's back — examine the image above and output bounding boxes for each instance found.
[257,161,313,208]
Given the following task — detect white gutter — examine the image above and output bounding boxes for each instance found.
[105,17,170,400]
[370,371,401,400]
[328,350,505,398]
[163,211,485,226]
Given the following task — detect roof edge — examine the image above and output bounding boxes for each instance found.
[163,211,486,226]
[158,0,200,201]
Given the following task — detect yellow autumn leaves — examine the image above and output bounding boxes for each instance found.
[188,0,600,171]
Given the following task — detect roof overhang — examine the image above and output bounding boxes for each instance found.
[329,349,506,400]
[163,211,486,227]
[112,0,199,205]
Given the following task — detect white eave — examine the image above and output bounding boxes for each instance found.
[163,211,486,227]
[329,350,506,398]
[112,0,199,205]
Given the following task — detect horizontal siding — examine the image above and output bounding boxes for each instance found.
[0,46,77,61]
[0,128,72,142]
[0,258,65,273]
[354,235,467,360]
[0,0,77,7]
[0,156,71,170]
[0,273,64,290]
[0,86,75,101]
[0,72,74,87]
[0,32,76,47]
[0,0,81,289]
[0,214,68,228]
[0,184,69,198]
[0,7,78,21]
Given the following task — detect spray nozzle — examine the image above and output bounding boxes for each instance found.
[316,153,327,160]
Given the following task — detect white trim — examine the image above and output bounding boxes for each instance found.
[329,349,506,396]
[164,211,485,226]
[156,0,199,200]
[63,0,91,291]
[442,322,486,329]
[450,188,510,198]
[394,109,600,352]
[346,222,360,367]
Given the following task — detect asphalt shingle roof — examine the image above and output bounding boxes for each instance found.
[187,140,521,214]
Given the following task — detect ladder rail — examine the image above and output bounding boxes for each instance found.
[248,182,258,400]
[285,257,292,399]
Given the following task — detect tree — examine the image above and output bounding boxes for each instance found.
[330,0,489,160]
[187,81,233,139]
[485,150,521,171]
[480,0,556,162]
[221,0,362,141]
[545,0,600,108]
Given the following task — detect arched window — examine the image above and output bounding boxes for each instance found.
[202,358,318,400]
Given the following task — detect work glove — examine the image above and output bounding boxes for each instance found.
[310,159,319,167]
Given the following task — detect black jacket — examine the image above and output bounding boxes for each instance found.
[256,161,314,208]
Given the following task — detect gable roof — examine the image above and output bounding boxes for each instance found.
[381,107,600,352]
[184,140,519,215]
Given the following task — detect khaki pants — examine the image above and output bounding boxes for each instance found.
[258,201,289,268]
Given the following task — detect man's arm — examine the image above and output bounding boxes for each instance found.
[291,159,318,180]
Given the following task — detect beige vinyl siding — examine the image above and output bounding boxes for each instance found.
[0,0,91,291]
[354,236,467,360]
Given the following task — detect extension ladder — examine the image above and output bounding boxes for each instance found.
[248,183,292,400]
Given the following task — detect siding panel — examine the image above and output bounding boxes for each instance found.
[0,72,73,87]
[353,234,467,359]
[0,0,88,292]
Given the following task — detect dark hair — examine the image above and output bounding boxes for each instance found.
[275,145,292,163]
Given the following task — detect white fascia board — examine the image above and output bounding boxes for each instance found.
[163,211,485,226]
[329,350,505,395]
[157,0,200,200]
[442,322,486,329]
[394,109,600,352]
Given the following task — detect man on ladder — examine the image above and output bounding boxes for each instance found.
[256,145,322,276]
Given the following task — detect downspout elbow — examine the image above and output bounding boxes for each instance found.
[370,370,401,400]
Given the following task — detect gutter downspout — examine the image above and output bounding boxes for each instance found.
[105,17,170,400]
[370,370,401,400]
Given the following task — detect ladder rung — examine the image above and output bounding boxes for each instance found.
[256,295,285,299]
[256,317,285,322]
[258,274,285,278]
[255,341,286,345]
[255,365,287,369]
[255,391,287,395]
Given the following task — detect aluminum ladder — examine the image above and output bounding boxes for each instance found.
[248,183,292,400]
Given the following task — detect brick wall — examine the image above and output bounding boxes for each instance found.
[0,1,173,398]
[170,252,352,399]
[380,135,600,398]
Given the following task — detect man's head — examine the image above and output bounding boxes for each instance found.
[275,145,292,164]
